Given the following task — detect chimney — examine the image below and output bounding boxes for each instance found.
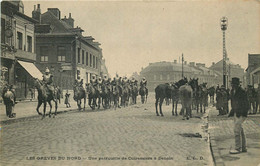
[174,60,177,64]
[212,62,215,66]
[32,4,41,24]
[62,13,74,28]
[48,8,61,20]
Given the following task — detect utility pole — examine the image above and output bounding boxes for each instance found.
[182,53,184,78]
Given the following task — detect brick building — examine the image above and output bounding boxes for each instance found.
[32,5,104,90]
[1,1,42,100]
[246,54,260,87]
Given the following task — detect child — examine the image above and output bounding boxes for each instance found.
[64,90,71,108]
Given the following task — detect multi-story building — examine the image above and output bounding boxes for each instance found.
[140,60,222,91]
[1,1,42,99]
[32,5,104,90]
[246,54,260,87]
[209,58,245,88]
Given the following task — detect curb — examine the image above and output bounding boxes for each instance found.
[208,106,226,166]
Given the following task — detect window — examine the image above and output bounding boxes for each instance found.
[160,75,163,80]
[40,46,48,62]
[57,46,66,62]
[93,55,95,68]
[82,50,85,64]
[96,57,98,69]
[90,54,92,67]
[17,32,23,50]
[167,74,170,80]
[77,48,81,63]
[27,36,32,52]
[86,52,88,66]
[1,18,5,43]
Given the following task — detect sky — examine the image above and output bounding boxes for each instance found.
[23,0,260,77]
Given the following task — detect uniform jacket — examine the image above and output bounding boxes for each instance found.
[229,86,249,117]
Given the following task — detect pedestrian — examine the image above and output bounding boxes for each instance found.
[228,77,249,154]
[64,90,71,108]
[216,87,223,115]
[29,88,34,101]
[2,84,16,118]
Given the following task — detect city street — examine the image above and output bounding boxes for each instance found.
[0,93,213,166]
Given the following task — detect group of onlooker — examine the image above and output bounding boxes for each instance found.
[216,82,260,116]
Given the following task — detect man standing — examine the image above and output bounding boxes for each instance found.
[228,77,249,154]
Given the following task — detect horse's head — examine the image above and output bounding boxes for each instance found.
[188,78,199,91]
[33,78,43,89]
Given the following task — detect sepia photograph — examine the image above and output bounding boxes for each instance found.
[0,0,260,165]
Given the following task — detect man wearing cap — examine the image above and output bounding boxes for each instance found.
[42,67,54,96]
[228,77,249,154]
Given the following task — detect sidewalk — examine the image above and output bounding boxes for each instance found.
[0,98,79,122]
[208,105,260,166]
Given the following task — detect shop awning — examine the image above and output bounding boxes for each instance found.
[17,60,42,80]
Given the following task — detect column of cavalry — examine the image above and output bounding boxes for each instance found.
[155,77,214,120]
[30,67,149,119]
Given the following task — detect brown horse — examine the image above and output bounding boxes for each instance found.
[73,85,86,110]
[139,86,148,104]
[34,78,58,119]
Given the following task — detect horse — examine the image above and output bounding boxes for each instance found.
[198,83,208,113]
[121,84,130,107]
[86,83,97,110]
[111,84,119,110]
[171,78,188,116]
[246,85,257,114]
[208,86,215,104]
[179,78,198,120]
[73,85,86,110]
[132,84,138,104]
[2,85,16,118]
[155,83,172,116]
[155,78,188,117]
[139,86,148,104]
[95,84,103,109]
[101,83,110,109]
[34,78,58,119]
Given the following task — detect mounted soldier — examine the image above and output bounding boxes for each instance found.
[140,77,147,88]
[74,75,83,88]
[90,75,97,87]
[42,67,55,96]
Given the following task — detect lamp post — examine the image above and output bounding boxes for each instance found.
[220,16,228,88]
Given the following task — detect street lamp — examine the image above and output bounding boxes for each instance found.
[220,16,228,88]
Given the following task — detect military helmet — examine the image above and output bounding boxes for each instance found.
[97,76,103,84]
[45,67,50,73]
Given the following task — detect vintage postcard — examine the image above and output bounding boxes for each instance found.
[1,0,259,166]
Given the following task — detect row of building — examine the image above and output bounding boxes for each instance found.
[139,57,254,92]
[1,1,109,99]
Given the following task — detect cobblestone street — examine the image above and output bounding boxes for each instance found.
[0,93,213,166]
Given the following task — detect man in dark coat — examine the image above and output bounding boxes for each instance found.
[228,77,249,154]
